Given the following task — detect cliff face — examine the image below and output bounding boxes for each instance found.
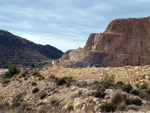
[55,17,150,67]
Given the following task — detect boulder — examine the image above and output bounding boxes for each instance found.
[73,98,85,110]
[64,100,74,110]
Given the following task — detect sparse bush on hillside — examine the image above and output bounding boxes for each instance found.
[100,74,115,88]
[31,82,37,86]
[50,75,55,79]
[125,98,142,106]
[32,87,39,93]
[117,102,126,111]
[21,70,28,77]
[50,99,59,106]
[100,103,116,112]
[116,81,124,88]
[146,87,150,94]
[92,90,106,98]
[32,71,44,79]
[56,76,74,87]
[131,89,140,96]
[111,90,124,104]
[122,84,133,93]
[140,82,148,90]
[56,77,66,85]
[4,64,20,78]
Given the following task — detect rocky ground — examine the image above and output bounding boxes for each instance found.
[41,65,150,85]
[0,66,150,113]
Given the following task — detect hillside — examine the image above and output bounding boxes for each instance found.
[0,30,63,68]
[1,66,150,113]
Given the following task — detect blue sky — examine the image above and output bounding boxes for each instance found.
[0,0,150,52]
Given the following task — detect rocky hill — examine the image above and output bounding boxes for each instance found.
[0,30,63,68]
[55,17,150,67]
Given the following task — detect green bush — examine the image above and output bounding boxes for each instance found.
[21,71,28,77]
[50,99,59,106]
[50,75,55,79]
[116,81,124,88]
[31,82,37,86]
[32,71,43,78]
[140,83,148,90]
[125,98,142,106]
[111,90,124,104]
[131,89,140,96]
[122,84,133,93]
[92,90,106,98]
[132,98,143,105]
[32,87,39,93]
[4,64,20,78]
[146,87,150,94]
[100,74,115,88]
[117,102,126,111]
[56,76,74,86]
[56,77,66,85]
[100,103,116,112]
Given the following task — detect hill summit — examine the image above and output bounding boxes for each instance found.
[0,30,63,68]
[55,17,150,67]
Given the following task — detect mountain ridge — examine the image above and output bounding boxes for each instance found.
[0,30,63,68]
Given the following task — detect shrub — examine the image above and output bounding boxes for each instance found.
[125,98,142,106]
[117,102,126,111]
[132,98,143,105]
[140,82,148,90]
[21,70,28,77]
[111,90,124,104]
[56,76,74,86]
[122,84,133,93]
[56,77,66,85]
[4,64,20,78]
[92,90,106,98]
[100,103,116,112]
[0,102,10,110]
[32,87,39,93]
[116,81,124,88]
[31,82,37,86]
[146,87,150,94]
[50,75,55,79]
[82,81,88,87]
[100,74,115,88]
[21,103,32,110]
[32,71,43,78]
[131,89,140,96]
[51,99,59,106]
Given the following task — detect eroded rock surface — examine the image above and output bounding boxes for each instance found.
[55,17,150,67]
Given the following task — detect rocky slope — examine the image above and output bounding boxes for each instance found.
[55,17,150,67]
[0,30,63,68]
[1,66,150,113]
[41,65,150,85]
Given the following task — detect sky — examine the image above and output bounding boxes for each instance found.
[0,0,150,52]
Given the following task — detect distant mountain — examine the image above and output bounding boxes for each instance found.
[0,30,63,68]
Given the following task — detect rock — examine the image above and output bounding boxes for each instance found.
[73,98,85,110]
[40,91,47,100]
[64,100,74,110]
[82,104,93,113]
[84,96,94,103]
[70,86,77,91]
[54,17,150,68]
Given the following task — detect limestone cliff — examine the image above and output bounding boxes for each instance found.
[55,17,150,67]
